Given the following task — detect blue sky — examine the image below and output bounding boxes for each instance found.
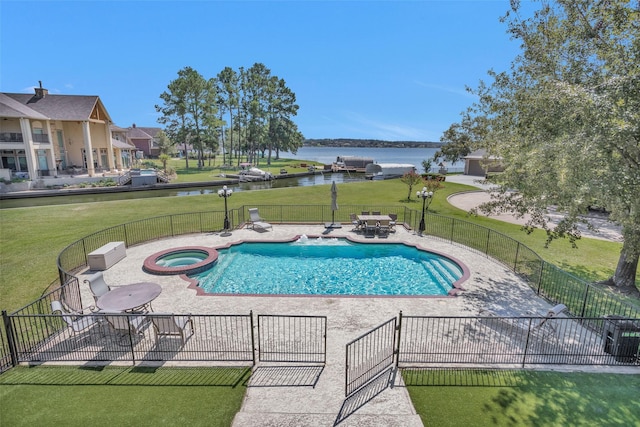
[1,1,528,141]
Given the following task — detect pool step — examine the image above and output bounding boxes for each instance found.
[421,259,459,288]
[196,252,238,288]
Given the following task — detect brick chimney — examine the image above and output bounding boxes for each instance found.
[34,81,48,98]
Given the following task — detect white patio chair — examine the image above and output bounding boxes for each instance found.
[248,208,273,231]
[151,313,194,345]
[51,300,98,336]
[84,271,111,303]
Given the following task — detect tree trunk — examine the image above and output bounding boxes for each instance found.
[612,244,639,293]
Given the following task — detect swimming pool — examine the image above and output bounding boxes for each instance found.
[192,237,467,296]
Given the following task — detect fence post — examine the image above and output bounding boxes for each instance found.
[485,229,491,255]
[249,310,256,366]
[513,242,521,273]
[395,311,403,368]
[2,310,18,369]
[536,262,545,295]
[450,217,455,243]
[580,284,590,318]
[521,317,534,368]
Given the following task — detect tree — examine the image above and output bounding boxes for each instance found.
[156,67,218,170]
[155,130,174,156]
[400,171,424,202]
[216,67,239,166]
[456,1,639,293]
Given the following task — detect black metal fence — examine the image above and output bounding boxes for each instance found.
[345,317,397,396]
[257,315,327,364]
[2,205,639,374]
[397,313,639,368]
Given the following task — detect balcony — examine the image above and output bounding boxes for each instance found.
[0,132,24,143]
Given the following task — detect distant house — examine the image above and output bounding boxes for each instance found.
[463,149,504,176]
[110,124,137,170]
[127,124,162,158]
[0,82,116,179]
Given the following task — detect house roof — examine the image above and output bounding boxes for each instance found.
[128,126,162,139]
[0,92,111,122]
[112,138,136,149]
[463,149,501,160]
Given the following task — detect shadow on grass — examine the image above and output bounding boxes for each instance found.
[402,368,640,427]
[0,365,251,387]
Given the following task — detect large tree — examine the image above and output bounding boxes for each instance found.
[156,67,218,169]
[457,0,639,292]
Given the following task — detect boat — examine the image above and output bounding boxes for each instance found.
[238,163,274,182]
[331,156,374,172]
[364,163,416,180]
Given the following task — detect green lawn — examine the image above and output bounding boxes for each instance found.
[0,173,639,426]
[403,369,640,427]
[0,366,249,427]
[0,177,634,312]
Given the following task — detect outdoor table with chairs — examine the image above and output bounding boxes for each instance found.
[356,214,394,236]
[97,282,162,313]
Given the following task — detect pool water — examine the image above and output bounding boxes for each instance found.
[156,250,208,267]
[193,238,464,296]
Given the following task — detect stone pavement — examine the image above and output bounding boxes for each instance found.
[89,224,567,427]
[446,175,623,242]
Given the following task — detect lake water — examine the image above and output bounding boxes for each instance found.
[282,146,463,172]
[0,146,462,208]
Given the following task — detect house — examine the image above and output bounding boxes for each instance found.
[0,82,117,180]
[110,124,137,170]
[127,124,162,158]
[463,149,504,176]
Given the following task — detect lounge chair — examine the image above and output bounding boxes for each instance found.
[51,300,98,336]
[248,208,273,231]
[84,271,111,304]
[151,313,194,345]
[479,304,568,337]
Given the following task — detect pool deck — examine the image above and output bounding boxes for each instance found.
[80,224,632,427]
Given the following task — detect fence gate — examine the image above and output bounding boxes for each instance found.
[345,317,397,396]
[257,315,327,363]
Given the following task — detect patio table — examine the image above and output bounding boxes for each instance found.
[97,282,161,312]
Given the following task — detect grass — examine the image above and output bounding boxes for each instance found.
[0,178,636,312]
[403,369,640,427]
[0,172,639,426]
[0,365,249,427]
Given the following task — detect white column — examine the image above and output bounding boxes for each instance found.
[104,123,116,171]
[82,121,95,176]
[19,118,37,179]
[45,121,57,177]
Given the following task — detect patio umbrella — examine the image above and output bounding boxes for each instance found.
[329,181,340,228]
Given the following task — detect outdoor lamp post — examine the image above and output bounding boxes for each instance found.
[416,186,433,235]
[218,185,233,233]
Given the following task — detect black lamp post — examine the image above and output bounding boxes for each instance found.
[218,185,233,234]
[416,186,433,235]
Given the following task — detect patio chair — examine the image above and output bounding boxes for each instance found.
[248,208,273,231]
[151,313,194,345]
[350,213,361,231]
[361,211,370,215]
[104,313,147,344]
[364,219,378,237]
[51,300,98,336]
[388,213,398,230]
[371,211,381,215]
[84,271,111,303]
[378,219,391,237]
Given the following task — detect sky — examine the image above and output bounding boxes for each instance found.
[1,1,531,142]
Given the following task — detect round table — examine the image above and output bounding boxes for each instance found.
[97,282,162,312]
